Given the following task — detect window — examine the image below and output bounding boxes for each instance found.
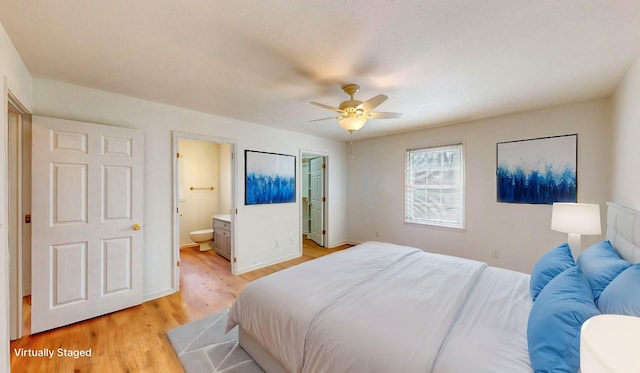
[405,144,465,228]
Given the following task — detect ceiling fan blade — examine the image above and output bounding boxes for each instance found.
[358,94,388,111]
[309,116,337,122]
[310,102,341,112]
[368,111,402,119]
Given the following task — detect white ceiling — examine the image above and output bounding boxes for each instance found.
[2,1,640,141]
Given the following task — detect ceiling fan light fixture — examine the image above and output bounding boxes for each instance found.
[310,83,400,133]
[338,114,367,132]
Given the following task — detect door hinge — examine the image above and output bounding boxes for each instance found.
[233,257,237,263]
[322,230,326,235]
[176,152,180,158]
[176,261,181,267]
[322,163,326,169]
[321,197,326,202]
[25,214,31,224]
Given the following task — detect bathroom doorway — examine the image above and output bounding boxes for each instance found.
[172,132,236,291]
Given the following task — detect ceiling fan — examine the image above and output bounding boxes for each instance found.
[310,84,401,133]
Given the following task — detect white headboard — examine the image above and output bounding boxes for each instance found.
[606,202,640,264]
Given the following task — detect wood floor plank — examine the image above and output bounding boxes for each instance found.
[10,238,350,372]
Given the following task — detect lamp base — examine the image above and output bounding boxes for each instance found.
[567,233,582,260]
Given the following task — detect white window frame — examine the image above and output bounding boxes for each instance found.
[405,143,465,229]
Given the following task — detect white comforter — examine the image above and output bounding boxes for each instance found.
[226,241,533,373]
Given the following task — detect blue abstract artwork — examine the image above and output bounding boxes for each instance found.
[497,134,577,204]
[245,150,296,205]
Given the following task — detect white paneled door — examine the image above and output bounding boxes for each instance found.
[309,157,324,246]
[31,116,144,334]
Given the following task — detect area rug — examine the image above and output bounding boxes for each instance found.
[167,308,264,373]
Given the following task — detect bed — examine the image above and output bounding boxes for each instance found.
[226,202,640,373]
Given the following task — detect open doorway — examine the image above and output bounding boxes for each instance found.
[301,151,327,247]
[172,132,236,291]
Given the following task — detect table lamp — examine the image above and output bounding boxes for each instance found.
[551,202,601,258]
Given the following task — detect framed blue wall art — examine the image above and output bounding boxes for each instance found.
[496,134,577,204]
[245,150,296,205]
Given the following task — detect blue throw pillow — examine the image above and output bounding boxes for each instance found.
[598,264,640,316]
[577,240,630,303]
[527,266,599,373]
[530,243,575,301]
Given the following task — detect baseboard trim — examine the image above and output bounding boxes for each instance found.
[143,287,175,302]
[328,240,359,248]
[236,252,302,275]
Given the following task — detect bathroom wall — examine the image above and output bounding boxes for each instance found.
[178,138,231,246]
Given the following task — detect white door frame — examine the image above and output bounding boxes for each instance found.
[8,100,23,340]
[300,149,329,247]
[1,77,10,372]
[171,131,238,290]
[7,91,30,341]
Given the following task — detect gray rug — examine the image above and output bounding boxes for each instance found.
[167,308,264,373]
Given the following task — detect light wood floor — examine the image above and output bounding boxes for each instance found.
[10,238,350,372]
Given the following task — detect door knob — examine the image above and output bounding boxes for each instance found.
[132,224,141,231]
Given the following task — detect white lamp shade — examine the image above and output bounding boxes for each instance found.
[338,115,366,132]
[551,203,601,235]
[581,314,640,372]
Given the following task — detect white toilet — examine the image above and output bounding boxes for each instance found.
[189,229,214,251]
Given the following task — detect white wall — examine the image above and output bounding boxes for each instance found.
[348,99,611,273]
[611,56,640,211]
[32,78,349,298]
[0,23,32,111]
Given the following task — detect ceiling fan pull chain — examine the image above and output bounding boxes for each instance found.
[349,131,354,159]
